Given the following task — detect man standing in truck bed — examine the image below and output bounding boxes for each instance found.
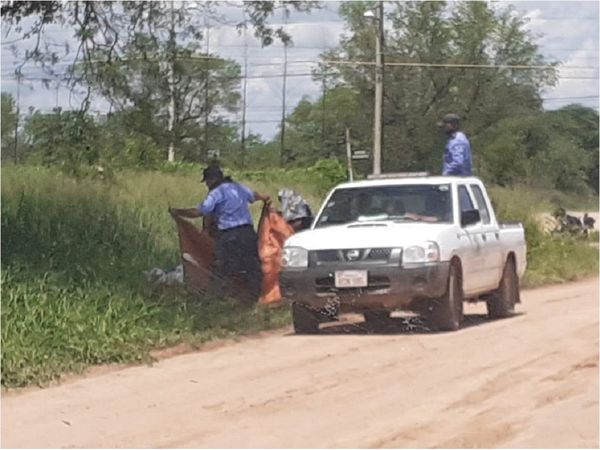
[439,113,472,176]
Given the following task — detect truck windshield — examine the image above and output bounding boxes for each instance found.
[315,184,453,228]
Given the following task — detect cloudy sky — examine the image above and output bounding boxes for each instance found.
[1,1,598,140]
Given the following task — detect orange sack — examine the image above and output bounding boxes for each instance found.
[172,208,294,302]
[257,204,295,305]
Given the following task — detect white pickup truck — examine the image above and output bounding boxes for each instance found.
[280,175,526,333]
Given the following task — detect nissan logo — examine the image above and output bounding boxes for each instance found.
[345,249,360,261]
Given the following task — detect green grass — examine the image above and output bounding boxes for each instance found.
[488,184,599,214]
[1,165,320,387]
[1,165,597,387]
[523,235,598,288]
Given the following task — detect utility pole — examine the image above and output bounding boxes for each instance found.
[321,75,326,145]
[240,25,248,169]
[55,82,60,109]
[345,127,353,182]
[372,0,384,175]
[167,1,176,163]
[279,41,288,167]
[13,71,21,164]
[203,16,210,163]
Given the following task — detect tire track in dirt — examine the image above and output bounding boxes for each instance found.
[2,278,598,449]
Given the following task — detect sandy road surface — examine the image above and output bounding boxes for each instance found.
[2,278,598,448]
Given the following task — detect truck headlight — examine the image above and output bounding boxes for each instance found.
[403,242,440,264]
[282,247,308,269]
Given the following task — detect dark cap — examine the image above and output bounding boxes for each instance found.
[437,113,461,127]
[201,165,224,182]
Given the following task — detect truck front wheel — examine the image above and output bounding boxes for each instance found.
[292,303,323,334]
[427,262,463,331]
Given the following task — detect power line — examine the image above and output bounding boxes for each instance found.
[543,95,599,101]
[321,59,598,70]
[3,72,598,84]
[526,16,598,21]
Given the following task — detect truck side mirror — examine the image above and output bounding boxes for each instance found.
[461,209,481,227]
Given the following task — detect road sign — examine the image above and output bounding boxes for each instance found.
[351,150,370,160]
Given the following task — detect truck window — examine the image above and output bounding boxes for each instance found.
[315,184,453,228]
[470,185,491,224]
[458,185,474,213]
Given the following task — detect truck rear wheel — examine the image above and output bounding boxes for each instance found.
[487,258,518,319]
[427,262,463,331]
[292,303,323,334]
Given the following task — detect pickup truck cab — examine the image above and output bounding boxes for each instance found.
[280,175,526,333]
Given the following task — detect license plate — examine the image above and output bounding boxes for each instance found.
[335,270,368,288]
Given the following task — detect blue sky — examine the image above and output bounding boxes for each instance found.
[1,1,598,140]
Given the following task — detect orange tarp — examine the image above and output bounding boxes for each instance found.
[257,204,295,305]
[172,215,215,290]
[172,205,294,303]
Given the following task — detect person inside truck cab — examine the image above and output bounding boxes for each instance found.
[352,193,377,218]
[385,198,406,217]
[383,196,439,222]
[419,194,450,222]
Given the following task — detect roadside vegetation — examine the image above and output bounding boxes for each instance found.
[1,1,598,388]
[2,164,598,387]
[489,187,599,288]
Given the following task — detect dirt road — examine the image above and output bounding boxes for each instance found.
[2,278,598,448]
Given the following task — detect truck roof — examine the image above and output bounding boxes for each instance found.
[334,176,484,190]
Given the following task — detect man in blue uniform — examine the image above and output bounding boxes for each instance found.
[438,113,472,176]
[170,165,270,303]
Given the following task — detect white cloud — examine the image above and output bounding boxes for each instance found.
[542,39,599,110]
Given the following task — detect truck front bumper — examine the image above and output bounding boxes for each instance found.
[280,262,450,312]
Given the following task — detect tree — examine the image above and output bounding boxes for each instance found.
[282,87,362,165]
[86,35,241,162]
[1,1,321,106]
[24,109,101,169]
[2,1,321,162]
[473,107,598,194]
[544,105,599,194]
[1,93,17,153]
[313,1,557,173]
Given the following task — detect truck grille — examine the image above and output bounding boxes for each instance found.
[312,248,392,263]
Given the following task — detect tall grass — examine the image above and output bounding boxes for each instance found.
[2,165,321,387]
[1,165,597,387]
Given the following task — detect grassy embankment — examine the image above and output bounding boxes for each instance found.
[2,164,597,387]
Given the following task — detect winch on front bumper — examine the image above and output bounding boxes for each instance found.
[279,248,450,312]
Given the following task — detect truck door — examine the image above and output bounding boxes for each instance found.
[457,184,487,294]
[469,184,504,289]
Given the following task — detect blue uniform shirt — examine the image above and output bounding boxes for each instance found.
[443,131,472,176]
[198,182,255,230]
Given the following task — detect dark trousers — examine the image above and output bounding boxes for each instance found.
[213,225,262,303]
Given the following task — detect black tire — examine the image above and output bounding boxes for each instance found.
[428,262,463,331]
[487,258,519,319]
[292,303,322,334]
[363,311,391,325]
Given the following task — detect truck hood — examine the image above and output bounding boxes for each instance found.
[285,222,453,250]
